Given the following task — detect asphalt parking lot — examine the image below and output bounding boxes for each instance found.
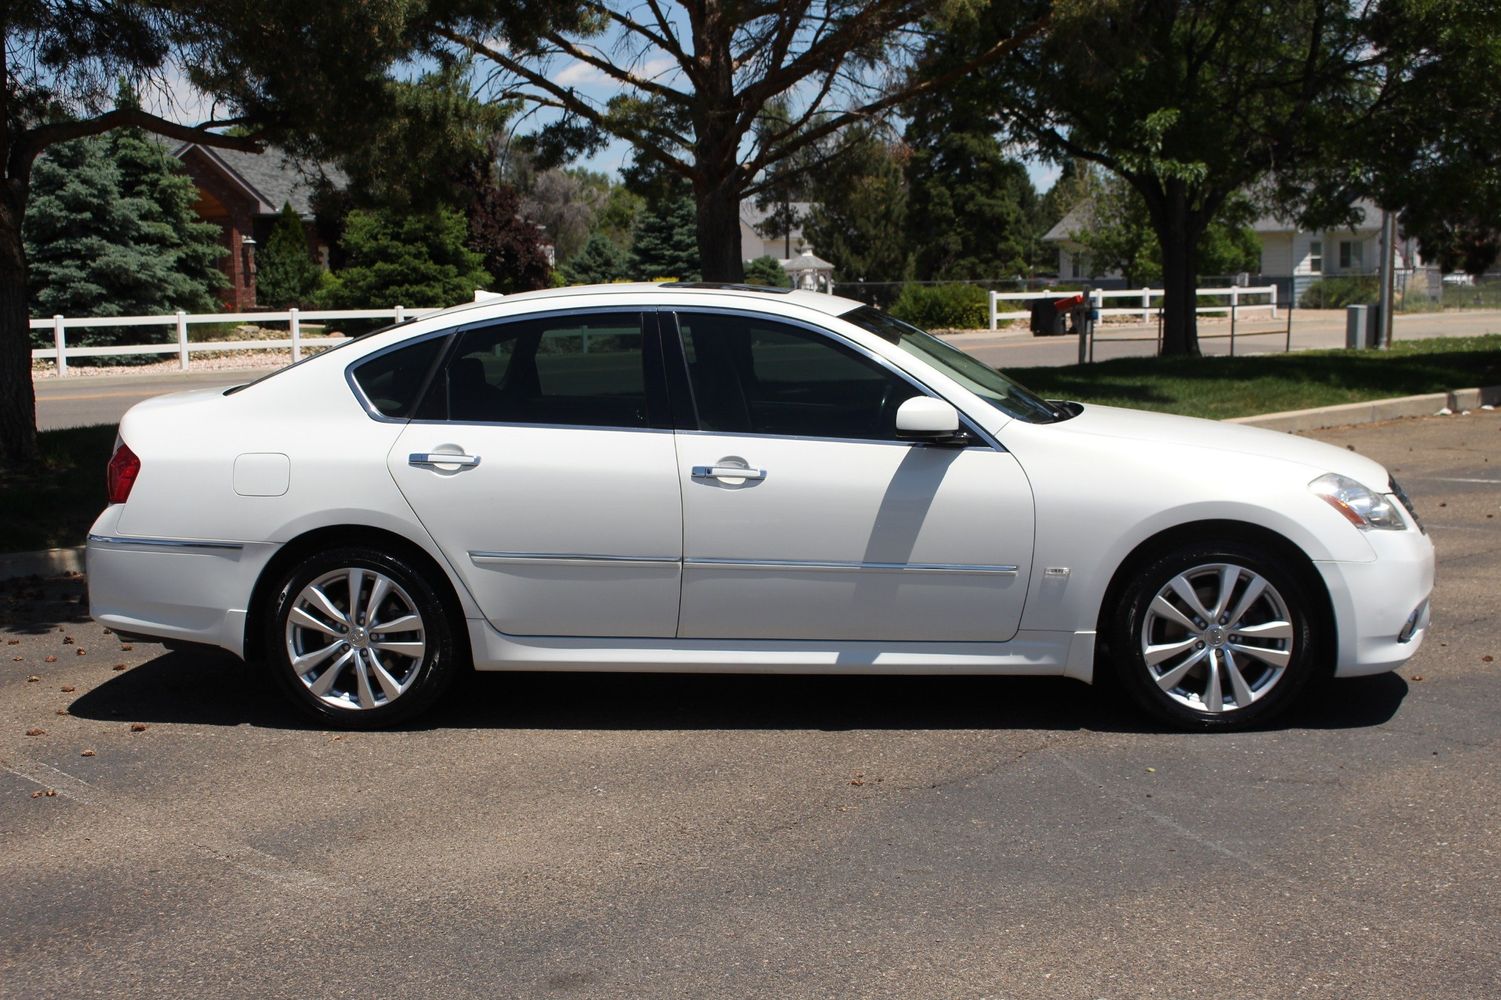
[2,411,1497,999]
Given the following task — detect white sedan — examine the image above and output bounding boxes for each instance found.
[87,284,1434,729]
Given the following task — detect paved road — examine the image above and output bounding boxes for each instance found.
[32,309,1501,430]
[1,411,1496,998]
[953,306,1501,369]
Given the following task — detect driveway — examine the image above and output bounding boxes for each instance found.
[1,411,1497,999]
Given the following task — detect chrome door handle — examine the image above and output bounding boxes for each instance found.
[409,452,482,468]
[692,465,766,481]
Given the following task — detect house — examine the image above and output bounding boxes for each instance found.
[1042,197,1425,297]
[170,143,339,310]
[740,199,812,262]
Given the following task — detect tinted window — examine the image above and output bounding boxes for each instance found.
[433,313,656,429]
[840,305,1065,423]
[350,336,446,418]
[675,312,920,440]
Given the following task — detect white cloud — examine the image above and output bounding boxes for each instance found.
[554,61,609,87]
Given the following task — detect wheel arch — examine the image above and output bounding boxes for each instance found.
[243,524,473,666]
[1093,519,1337,669]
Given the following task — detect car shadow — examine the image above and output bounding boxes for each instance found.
[65,648,1410,734]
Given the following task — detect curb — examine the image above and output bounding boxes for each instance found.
[3,385,1497,582]
[1229,385,1500,433]
[0,545,85,581]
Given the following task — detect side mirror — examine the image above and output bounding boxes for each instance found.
[895,396,968,444]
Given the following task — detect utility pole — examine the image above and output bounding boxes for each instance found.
[1377,208,1397,349]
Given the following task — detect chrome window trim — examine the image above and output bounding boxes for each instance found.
[663,306,1004,452]
[685,557,1020,576]
[344,305,655,425]
[88,533,244,552]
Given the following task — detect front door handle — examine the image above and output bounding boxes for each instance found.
[410,452,482,468]
[692,464,766,481]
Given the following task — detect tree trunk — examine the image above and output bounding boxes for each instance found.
[0,181,38,467]
[694,179,745,282]
[1152,181,1203,357]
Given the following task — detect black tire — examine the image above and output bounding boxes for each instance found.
[264,546,458,728]
[1107,541,1322,730]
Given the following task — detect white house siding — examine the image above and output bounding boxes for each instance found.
[1260,234,1294,276]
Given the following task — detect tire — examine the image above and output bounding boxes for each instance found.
[1107,541,1322,730]
[264,546,458,728]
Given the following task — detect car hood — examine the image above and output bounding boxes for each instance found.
[1040,403,1393,487]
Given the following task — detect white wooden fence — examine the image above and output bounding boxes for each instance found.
[988,285,1279,331]
[29,306,443,376]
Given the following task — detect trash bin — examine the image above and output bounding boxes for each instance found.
[1345,304,1371,349]
[1029,299,1066,336]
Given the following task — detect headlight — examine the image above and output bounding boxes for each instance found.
[1309,473,1407,530]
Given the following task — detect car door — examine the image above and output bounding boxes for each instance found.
[384,309,683,638]
[668,310,1035,643]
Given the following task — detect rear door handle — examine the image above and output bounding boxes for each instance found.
[692,465,766,481]
[409,452,482,468]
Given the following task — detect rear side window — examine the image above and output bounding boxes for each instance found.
[428,312,660,429]
[349,337,446,418]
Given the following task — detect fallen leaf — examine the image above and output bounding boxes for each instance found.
[27,675,39,683]
[129,723,147,733]
[5,639,17,645]
[44,655,57,663]
[61,636,74,645]
[61,685,75,693]
[75,648,86,656]
[31,789,58,798]
[1484,655,1495,663]
[112,663,126,671]
[25,728,45,736]
[80,749,96,757]
[55,709,67,716]
[1410,675,1424,682]
[12,656,23,662]
[120,644,133,652]
[1146,767,1157,773]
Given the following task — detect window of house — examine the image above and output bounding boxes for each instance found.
[1308,241,1323,273]
[1339,240,1364,271]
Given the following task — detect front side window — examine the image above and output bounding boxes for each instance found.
[674,312,920,441]
[427,312,659,429]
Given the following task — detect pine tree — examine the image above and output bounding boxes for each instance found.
[743,255,790,288]
[319,207,492,308]
[107,116,225,313]
[630,196,700,281]
[563,233,631,285]
[256,202,324,307]
[803,128,912,301]
[23,131,224,351]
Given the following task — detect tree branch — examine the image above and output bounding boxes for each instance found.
[16,107,263,177]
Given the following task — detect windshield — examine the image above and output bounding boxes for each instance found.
[839,305,1068,423]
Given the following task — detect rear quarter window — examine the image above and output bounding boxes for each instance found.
[350,337,447,418]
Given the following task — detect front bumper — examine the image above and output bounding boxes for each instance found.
[1317,525,1436,678]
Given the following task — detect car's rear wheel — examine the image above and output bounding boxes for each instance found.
[1108,541,1321,730]
[265,547,457,727]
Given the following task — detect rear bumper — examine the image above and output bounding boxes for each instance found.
[86,506,273,659]
[1318,527,1435,678]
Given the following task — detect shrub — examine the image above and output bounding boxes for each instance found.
[1300,276,1379,308]
[743,255,791,288]
[888,282,990,330]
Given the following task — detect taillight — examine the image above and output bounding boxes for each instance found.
[107,443,141,504]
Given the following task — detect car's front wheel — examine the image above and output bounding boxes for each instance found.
[265,547,457,727]
[1108,541,1322,730]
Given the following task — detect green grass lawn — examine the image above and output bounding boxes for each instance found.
[1,425,116,552]
[1009,335,1501,420]
[2,335,1498,553]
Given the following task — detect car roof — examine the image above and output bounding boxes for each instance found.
[428,282,865,323]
